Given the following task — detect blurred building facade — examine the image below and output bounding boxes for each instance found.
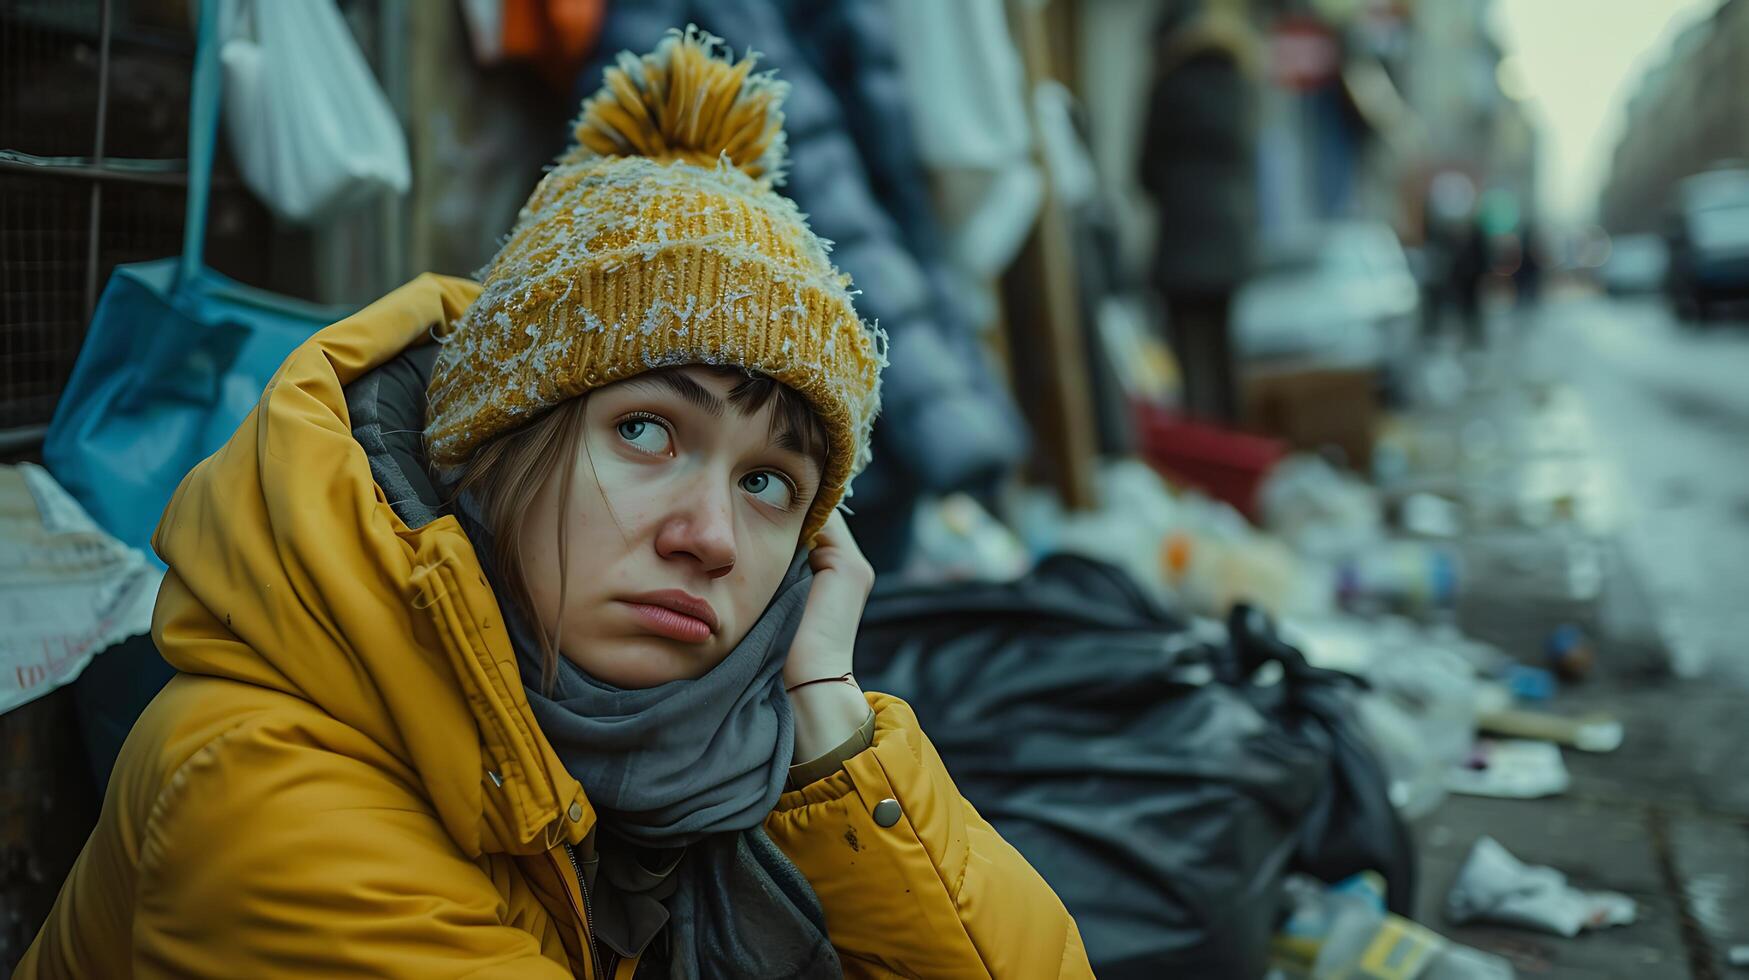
[1601,0,1749,234]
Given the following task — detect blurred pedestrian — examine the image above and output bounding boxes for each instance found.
[1139,0,1260,426]
[1421,171,1479,338]
[1453,217,1491,347]
[1515,221,1545,308]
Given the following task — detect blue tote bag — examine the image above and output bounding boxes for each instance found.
[43,0,351,562]
[43,0,354,788]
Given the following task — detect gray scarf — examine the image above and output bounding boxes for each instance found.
[523,549,808,843]
[459,497,843,980]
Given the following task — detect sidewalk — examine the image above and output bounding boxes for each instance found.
[1394,312,1748,979]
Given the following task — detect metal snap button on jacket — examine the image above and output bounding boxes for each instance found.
[873,798,902,828]
[568,802,584,822]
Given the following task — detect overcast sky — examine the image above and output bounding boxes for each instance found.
[1491,0,1723,225]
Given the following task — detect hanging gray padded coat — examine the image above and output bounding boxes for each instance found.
[575,1,1030,565]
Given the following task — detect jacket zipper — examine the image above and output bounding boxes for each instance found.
[563,841,606,980]
[421,581,618,976]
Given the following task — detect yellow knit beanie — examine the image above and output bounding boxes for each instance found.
[426,26,887,541]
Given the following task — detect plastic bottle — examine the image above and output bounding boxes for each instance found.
[1335,541,1461,615]
[1160,527,1329,620]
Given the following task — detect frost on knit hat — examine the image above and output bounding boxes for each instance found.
[425,26,887,541]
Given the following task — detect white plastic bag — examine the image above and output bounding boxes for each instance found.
[217,0,410,224]
[1446,836,1636,937]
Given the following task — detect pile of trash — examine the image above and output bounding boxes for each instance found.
[890,442,1635,977]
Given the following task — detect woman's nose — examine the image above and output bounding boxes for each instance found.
[653,482,737,577]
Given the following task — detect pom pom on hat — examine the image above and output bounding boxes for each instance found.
[427,26,885,543]
[562,25,790,184]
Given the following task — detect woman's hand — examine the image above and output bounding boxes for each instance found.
[786,510,875,687]
[786,510,876,761]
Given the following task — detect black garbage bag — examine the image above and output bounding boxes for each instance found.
[855,554,1415,980]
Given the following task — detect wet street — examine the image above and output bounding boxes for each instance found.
[1530,290,1749,685]
[1408,287,1749,978]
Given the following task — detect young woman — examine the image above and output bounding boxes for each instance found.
[19,29,1091,980]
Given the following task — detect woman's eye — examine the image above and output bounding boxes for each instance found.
[616,418,672,455]
[739,471,794,509]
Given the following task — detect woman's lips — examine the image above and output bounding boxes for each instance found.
[620,601,714,643]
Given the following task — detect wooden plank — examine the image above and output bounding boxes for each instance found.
[1001,0,1100,510]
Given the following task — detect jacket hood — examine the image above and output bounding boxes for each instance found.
[347,340,446,532]
[150,273,590,858]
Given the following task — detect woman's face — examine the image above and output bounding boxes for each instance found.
[517,367,823,689]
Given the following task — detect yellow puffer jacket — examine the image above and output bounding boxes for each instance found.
[17,274,1092,980]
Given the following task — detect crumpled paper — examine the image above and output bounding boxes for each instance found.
[0,463,161,716]
[1446,836,1636,937]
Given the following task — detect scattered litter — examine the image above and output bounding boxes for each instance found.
[1446,740,1570,799]
[1364,633,1480,817]
[1335,540,1462,616]
[1014,461,1331,619]
[1359,691,1458,818]
[1399,491,1465,538]
[1473,680,1514,716]
[1503,664,1557,702]
[1446,836,1637,937]
[1010,460,1183,602]
[1276,614,1508,818]
[1274,874,1515,979]
[1275,615,1385,675]
[905,493,1031,583]
[1477,709,1623,753]
[1260,454,1383,559]
[1544,624,1595,681]
[1160,521,1319,620]
[1421,946,1519,979]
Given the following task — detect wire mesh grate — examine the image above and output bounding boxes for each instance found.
[0,173,188,433]
[1,0,195,440]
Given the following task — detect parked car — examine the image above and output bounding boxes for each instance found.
[1665,167,1749,320]
[1235,221,1420,369]
[1600,233,1669,296]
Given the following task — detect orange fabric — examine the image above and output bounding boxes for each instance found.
[501,0,605,91]
[16,274,1091,979]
